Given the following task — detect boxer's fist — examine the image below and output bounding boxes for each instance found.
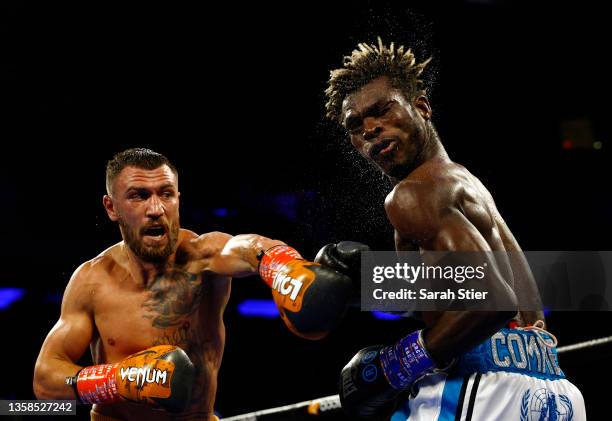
[340,331,438,420]
[259,245,353,340]
[315,241,370,304]
[339,346,401,420]
[315,241,370,279]
[71,345,195,413]
[115,345,195,412]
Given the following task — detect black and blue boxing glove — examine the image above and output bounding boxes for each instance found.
[340,330,442,420]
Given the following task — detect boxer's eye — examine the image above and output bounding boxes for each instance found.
[127,189,150,200]
[345,118,362,135]
[374,102,393,117]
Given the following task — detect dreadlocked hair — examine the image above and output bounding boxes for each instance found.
[325,37,431,122]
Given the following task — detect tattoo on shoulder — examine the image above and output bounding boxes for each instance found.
[142,269,204,329]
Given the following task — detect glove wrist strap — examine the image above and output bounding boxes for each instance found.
[65,369,83,404]
[74,363,121,404]
[379,330,437,390]
[258,245,303,287]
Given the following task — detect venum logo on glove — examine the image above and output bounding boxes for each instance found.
[116,357,176,399]
[72,345,194,411]
[119,366,169,388]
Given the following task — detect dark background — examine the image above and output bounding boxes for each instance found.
[1,0,611,419]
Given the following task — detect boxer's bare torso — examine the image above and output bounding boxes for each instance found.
[73,230,231,420]
[386,157,543,334]
[337,73,544,364]
[34,161,285,420]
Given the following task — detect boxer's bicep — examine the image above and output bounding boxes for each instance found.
[43,311,93,364]
[34,264,94,399]
[430,209,492,251]
[190,231,236,275]
[43,266,94,361]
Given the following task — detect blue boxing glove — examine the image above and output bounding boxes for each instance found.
[340,330,440,420]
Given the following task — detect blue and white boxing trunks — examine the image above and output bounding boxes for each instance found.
[392,328,585,421]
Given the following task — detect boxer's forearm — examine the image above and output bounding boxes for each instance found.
[33,357,81,400]
[508,250,546,326]
[217,234,286,277]
[417,216,519,365]
[422,310,516,365]
[419,262,518,364]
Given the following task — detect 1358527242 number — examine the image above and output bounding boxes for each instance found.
[0,400,76,415]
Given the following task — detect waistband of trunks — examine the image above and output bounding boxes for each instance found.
[452,328,565,380]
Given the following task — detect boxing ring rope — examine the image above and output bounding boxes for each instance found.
[556,335,612,353]
[221,395,341,420]
[220,335,612,420]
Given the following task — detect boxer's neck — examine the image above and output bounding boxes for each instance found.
[122,242,176,287]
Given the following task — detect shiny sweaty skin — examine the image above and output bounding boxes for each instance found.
[103,231,231,419]
[34,164,283,420]
[386,158,543,360]
[341,75,544,365]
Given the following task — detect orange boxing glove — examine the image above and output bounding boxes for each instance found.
[259,245,353,340]
[66,345,195,413]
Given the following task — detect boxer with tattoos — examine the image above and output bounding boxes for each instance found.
[34,148,352,420]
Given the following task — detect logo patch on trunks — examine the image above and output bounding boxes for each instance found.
[520,388,574,421]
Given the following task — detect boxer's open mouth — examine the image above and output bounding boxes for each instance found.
[142,225,167,238]
[370,138,397,159]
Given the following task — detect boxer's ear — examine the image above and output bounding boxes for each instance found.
[413,95,432,121]
[103,195,118,221]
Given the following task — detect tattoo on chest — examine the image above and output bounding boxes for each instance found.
[152,323,208,405]
[143,270,219,407]
[141,269,205,329]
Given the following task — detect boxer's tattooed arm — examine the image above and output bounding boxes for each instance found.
[142,269,204,328]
